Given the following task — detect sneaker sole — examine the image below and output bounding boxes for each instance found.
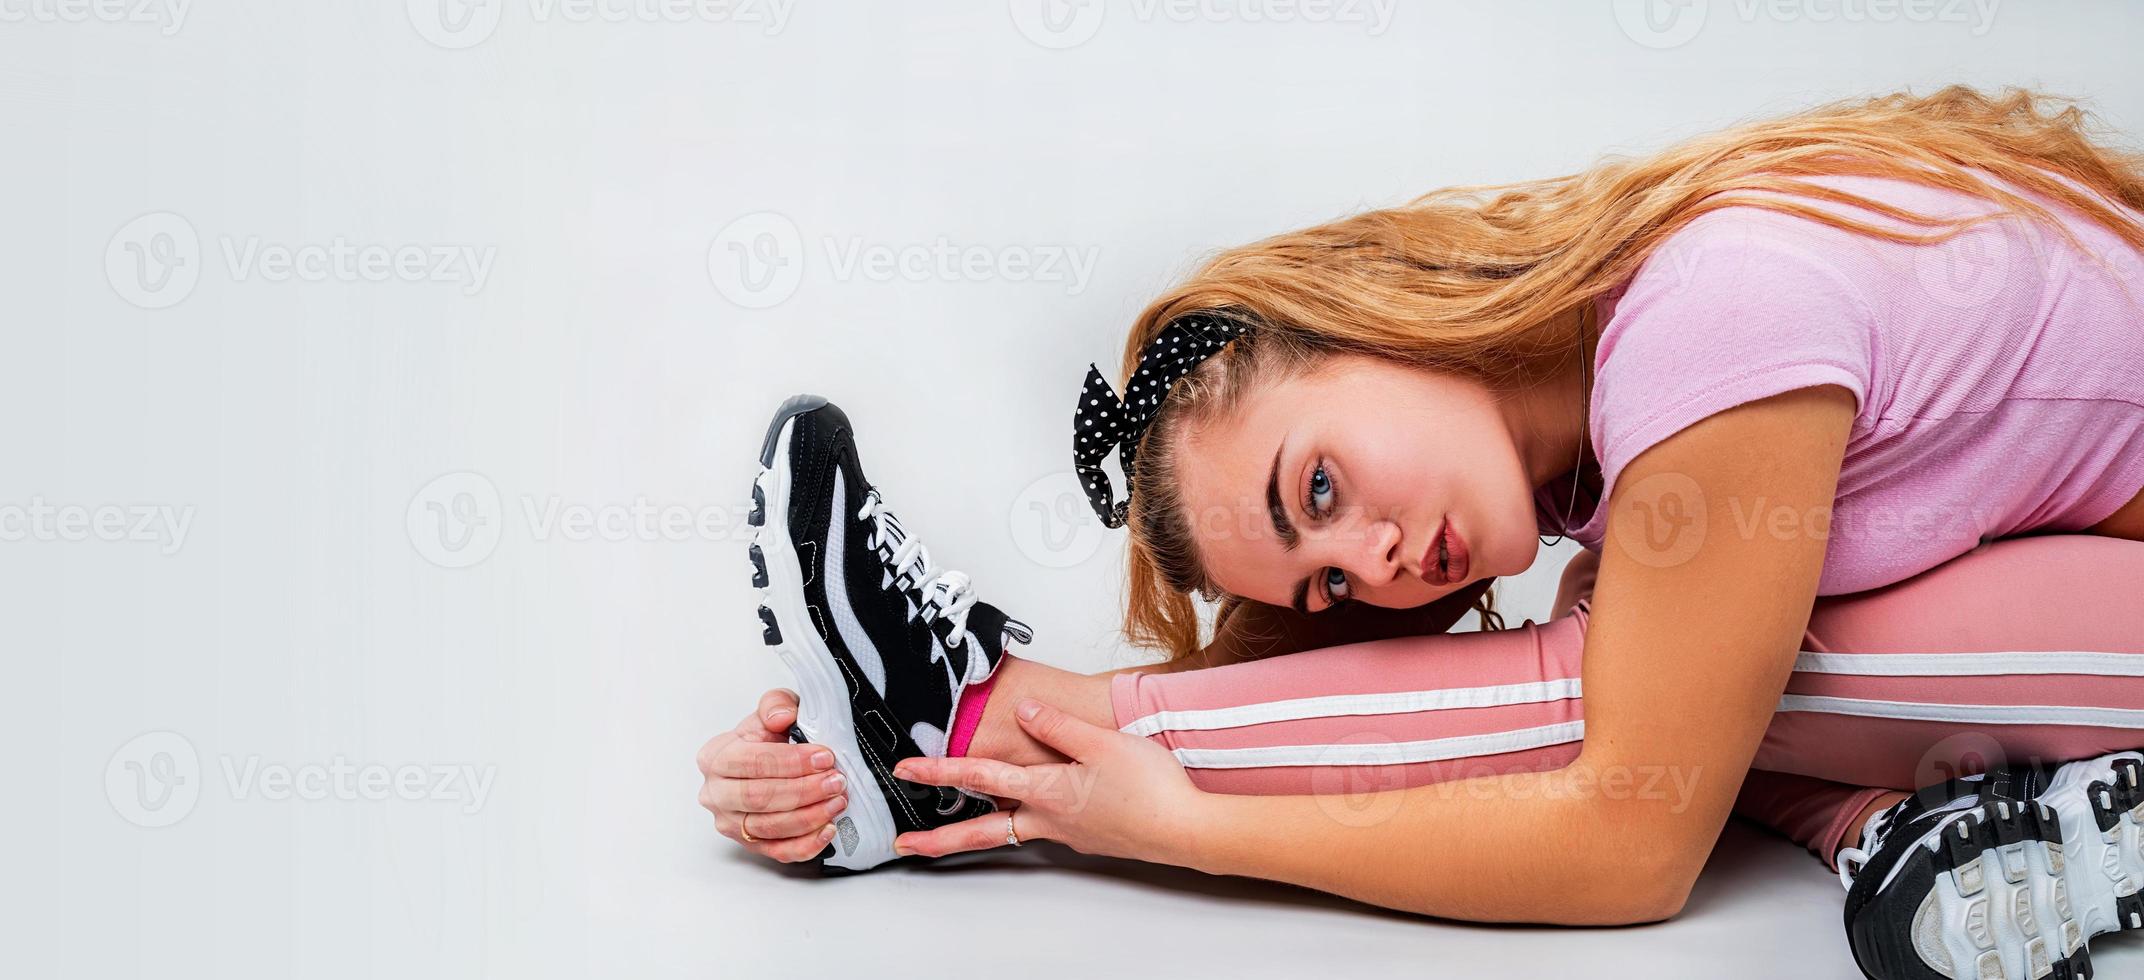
[747,394,898,872]
[1858,752,2144,979]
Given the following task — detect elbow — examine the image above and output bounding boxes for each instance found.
[1608,864,1695,925]
[1559,843,1701,926]
[1541,765,1716,925]
[1413,844,1694,926]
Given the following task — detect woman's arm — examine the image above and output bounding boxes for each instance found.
[1172,385,1855,923]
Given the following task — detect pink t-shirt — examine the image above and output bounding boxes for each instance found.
[1539,172,2144,595]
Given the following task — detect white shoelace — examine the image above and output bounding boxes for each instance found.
[857,490,978,647]
[1835,793,1984,891]
[1835,805,1896,890]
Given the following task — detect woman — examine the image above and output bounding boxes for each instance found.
[700,87,2144,980]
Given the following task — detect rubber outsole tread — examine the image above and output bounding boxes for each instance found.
[1856,757,2144,980]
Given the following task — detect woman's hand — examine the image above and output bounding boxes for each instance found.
[695,689,850,862]
[889,698,1207,865]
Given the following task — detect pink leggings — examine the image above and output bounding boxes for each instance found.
[1110,535,2144,868]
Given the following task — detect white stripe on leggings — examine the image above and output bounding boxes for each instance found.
[1777,695,2144,729]
[1130,650,2144,769]
[1117,677,1584,737]
[1793,651,2144,677]
[1165,721,1587,770]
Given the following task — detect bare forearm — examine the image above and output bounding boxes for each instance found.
[1176,760,1719,925]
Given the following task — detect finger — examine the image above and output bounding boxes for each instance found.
[732,716,784,743]
[712,739,835,779]
[745,689,801,738]
[738,793,850,841]
[695,731,736,776]
[896,808,1037,859]
[755,823,840,863]
[893,756,1036,802]
[706,769,847,813]
[1011,698,1114,762]
[716,814,838,863]
[765,824,840,863]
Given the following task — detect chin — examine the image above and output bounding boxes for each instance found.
[1469,529,1535,582]
[1505,533,1544,574]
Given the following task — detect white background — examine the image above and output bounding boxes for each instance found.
[8,1,2142,977]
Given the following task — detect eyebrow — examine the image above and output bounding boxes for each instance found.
[1289,578,1313,617]
[1265,445,1315,616]
[1265,445,1299,551]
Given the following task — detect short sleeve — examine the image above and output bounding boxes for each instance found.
[1590,207,1875,482]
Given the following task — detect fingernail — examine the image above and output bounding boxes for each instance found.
[828,795,847,815]
[824,773,845,793]
[819,824,837,843]
[893,839,913,856]
[1016,698,1041,721]
[892,763,914,780]
[811,751,834,770]
[768,709,793,724]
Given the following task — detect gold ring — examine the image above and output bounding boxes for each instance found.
[739,815,757,844]
[1004,811,1021,847]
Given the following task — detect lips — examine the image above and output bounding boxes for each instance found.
[1422,517,1471,586]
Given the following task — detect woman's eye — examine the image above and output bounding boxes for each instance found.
[1307,463,1336,517]
[1323,567,1351,604]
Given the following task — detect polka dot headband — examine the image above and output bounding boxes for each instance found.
[1072,315,1245,528]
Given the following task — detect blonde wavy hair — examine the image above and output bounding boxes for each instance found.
[1120,86,2144,662]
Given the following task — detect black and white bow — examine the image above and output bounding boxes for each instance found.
[1072,315,1245,528]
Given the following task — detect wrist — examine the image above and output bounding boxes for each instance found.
[1155,788,1229,873]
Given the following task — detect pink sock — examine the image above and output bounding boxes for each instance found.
[946,673,998,758]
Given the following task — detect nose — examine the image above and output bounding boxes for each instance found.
[1340,516,1405,588]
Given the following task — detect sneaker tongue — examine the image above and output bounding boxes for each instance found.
[938,601,1030,654]
[920,601,1029,691]
[998,610,1033,646]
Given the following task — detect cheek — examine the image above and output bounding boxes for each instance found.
[1349,445,1451,517]
[1440,436,1539,577]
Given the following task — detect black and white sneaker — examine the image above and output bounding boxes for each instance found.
[745,395,1033,872]
[1840,752,2144,979]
